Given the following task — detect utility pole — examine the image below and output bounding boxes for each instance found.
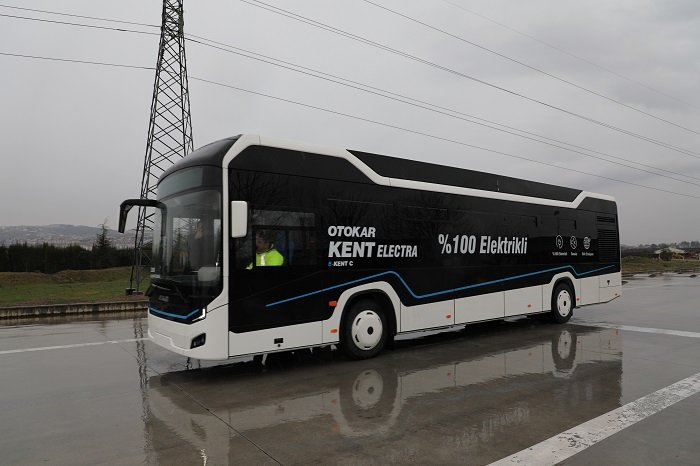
[128,0,194,294]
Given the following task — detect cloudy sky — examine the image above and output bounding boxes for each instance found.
[1,0,699,245]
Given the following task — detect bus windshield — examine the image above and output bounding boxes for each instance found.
[152,168,223,297]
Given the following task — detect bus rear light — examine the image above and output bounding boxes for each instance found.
[446,314,452,319]
[190,333,206,349]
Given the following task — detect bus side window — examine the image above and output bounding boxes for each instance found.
[286,229,317,266]
[236,209,317,268]
[234,234,253,270]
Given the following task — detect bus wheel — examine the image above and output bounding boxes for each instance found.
[551,283,574,323]
[340,299,388,360]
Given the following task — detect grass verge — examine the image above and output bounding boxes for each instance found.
[0,267,149,307]
[622,256,700,274]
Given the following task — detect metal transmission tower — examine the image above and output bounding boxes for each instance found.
[129,0,194,293]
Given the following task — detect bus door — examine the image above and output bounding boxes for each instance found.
[230,208,324,332]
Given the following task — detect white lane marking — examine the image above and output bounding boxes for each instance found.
[0,338,150,355]
[577,321,700,339]
[491,371,700,465]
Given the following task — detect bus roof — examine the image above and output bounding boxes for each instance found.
[161,134,615,208]
[349,149,581,203]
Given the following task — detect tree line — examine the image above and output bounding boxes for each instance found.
[0,226,134,273]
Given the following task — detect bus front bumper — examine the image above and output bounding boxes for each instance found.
[148,306,229,360]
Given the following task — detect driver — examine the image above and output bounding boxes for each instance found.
[250,230,284,267]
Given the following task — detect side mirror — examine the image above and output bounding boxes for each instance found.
[119,198,162,233]
[231,201,248,238]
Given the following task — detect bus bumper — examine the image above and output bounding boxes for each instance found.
[148,306,229,360]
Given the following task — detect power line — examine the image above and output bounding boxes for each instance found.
[0,12,158,36]
[3,6,700,186]
[439,0,700,112]
[0,51,153,70]
[241,0,700,160]
[3,5,700,169]
[5,1,694,117]
[5,19,699,188]
[188,75,700,200]
[0,3,159,28]
[6,8,700,186]
[361,0,700,136]
[3,48,699,199]
[183,36,700,188]
[6,4,699,175]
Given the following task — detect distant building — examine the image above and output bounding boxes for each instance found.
[653,247,698,260]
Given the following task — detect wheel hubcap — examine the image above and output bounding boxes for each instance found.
[557,290,572,317]
[351,310,383,350]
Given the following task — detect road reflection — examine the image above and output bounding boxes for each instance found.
[142,324,622,464]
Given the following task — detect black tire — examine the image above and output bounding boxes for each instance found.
[550,282,574,323]
[340,299,388,360]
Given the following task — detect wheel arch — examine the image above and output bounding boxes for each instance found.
[323,281,401,345]
[552,277,577,308]
[343,290,397,338]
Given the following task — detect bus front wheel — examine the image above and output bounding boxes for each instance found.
[551,283,574,323]
[340,299,388,360]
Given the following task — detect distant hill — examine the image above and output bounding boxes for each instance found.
[0,224,138,249]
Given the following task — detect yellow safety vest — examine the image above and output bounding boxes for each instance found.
[255,248,284,267]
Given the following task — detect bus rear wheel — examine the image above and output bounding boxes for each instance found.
[551,283,574,323]
[340,299,388,360]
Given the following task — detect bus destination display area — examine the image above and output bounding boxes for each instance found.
[2,274,700,465]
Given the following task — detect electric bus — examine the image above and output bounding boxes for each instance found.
[119,134,621,360]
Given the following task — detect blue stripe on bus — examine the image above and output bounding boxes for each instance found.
[149,306,202,320]
[265,264,616,308]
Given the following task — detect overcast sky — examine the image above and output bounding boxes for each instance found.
[1,0,699,245]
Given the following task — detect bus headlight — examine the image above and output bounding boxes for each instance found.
[193,307,207,322]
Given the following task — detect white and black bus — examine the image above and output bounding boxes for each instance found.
[119,134,621,360]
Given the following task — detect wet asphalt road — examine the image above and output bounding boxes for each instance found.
[1,275,699,465]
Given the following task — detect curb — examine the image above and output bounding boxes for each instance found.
[0,300,149,319]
